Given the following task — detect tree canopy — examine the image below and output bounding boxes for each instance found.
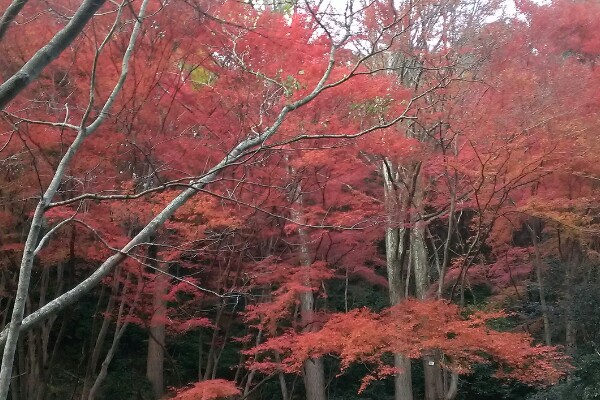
[0,0,598,399]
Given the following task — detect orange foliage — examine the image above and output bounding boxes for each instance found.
[171,379,240,400]
[248,299,571,392]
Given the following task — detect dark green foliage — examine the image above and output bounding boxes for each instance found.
[328,362,395,400]
[527,353,600,400]
[323,274,390,312]
[99,358,154,400]
[457,364,534,400]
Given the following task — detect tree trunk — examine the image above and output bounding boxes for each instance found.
[88,317,130,400]
[0,0,29,43]
[529,223,551,346]
[198,330,204,381]
[147,244,168,399]
[445,372,459,400]
[564,240,578,356]
[298,245,327,400]
[88,273,140,400]
[203,303,225,381]
[414,231,445,400]
[411,180,444,400]
[288,160,327,400]
[299,276,327,400]
[383,160,414,400]
[423,354,444,400]
[276,353,290,400]
[81,268,120,399]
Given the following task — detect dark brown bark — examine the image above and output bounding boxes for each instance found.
[203,302,224,381]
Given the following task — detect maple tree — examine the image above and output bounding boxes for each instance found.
[0,0,425,398]
[172,379,240,400]
[0,0,598,399]
[248,299,570,390]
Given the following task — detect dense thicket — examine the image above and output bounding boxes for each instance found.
[0,0,598,399]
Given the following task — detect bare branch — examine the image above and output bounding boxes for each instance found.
[0,0,29,42]
[0,0,107,110]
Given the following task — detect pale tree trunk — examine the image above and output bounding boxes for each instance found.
[0,1,149,398]
[529,223,551,346]
[88,311,129,400]
[276,353,290,400]
[0,18,342,397]
[0,0,29,43]
[439,177,459,400]
[298,234,327,400]
[26,329,40,400]
[444,372,458,400]
[382,160,414,400]
[300,276,327,400]
[563,238,578,356]
[198,330,203,381]
[288,162,327,400]
[14,340,24,400]
[411,177,444,400]
[147,244,169,399]
[243,330,262,396]
[37,260,65,400]
[211,311,235,380]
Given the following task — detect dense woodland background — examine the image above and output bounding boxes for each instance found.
[0,0,599,399]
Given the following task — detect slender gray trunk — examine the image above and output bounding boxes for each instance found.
[0,22,341,355]
[412,182,444,400]
[564,246,577,356]
[0,2,147,397]
[529,223,551,346]
[445,372,458,400]
[298,243,327,400]
[88,274,140,400]
[198,330,203,381]
[383,160,414,400]
[81,268,120,399]
[289,162,327,400]
[146,244,168,398]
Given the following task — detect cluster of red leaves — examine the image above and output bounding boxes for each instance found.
[248,299,571,392]
[171,379,240,400]
[244,258,333,334]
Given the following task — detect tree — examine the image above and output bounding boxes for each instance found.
[0,0,431,397]
[172,379,240,400]
[1,0,595,399]
[248,299,570,393]
[0,0,107,109]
